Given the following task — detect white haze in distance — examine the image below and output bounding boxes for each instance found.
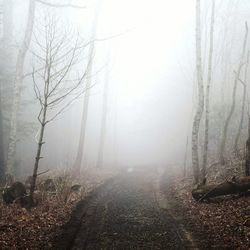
[25,0,196,170]
[11,0,250,173]
[96,0,195,167]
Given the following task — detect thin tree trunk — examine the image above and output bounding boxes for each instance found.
[30,103,47,201]
[234,51,249,152]
[202,0,215,179]
[73,49,94,173]
[2,0,13,45]
[6,0,35,175]
[73,1,101,173]
[0,0,14,180]
[219,23,248,165]
[183,136,189,177]
[0,95,4,180]
[112,89,118,168]
[97,67,109,168]
[192,0,204,184]
[30,44,50,200]
[245,118,250,176]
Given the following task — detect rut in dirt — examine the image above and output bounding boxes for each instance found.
[54,171,193,250]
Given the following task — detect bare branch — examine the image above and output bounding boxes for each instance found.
[32,69,43,106]
[46,81,97,123]
[35,0,86,9]
[30,50,47,63]
[37,169,50,176]
[37,107,44,124]
[238,77,246,86]
[47,38,80,99]
[233,70,246,86]
[47,58,89,107]
[22,66,44,80]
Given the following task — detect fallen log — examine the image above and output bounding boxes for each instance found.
[192,176,250,201]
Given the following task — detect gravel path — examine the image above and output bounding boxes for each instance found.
[55,172,194,250]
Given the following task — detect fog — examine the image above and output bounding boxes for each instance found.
[3,2,250,248]
[1,0,250,178]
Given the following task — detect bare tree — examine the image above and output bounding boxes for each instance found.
[234,51,249,152]
[35,0,86,8]
[29,17,92,202]
[97,65,110,168]
[73,43,94,174]
[219,22,248,165]
[0,85,4,180]
[0,0,14,179]
[2,0,13,45]
[202,0,215,179]
[245,116,250,176]
[6,0,85,176]
[73,0,102,173]
[6,0,36,175]
[192,0,204,184]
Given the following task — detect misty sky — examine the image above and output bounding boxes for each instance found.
[40,0,196,169]
[89,0,196,166]
[11,0,250,172]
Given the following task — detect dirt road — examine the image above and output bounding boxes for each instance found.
[55,171,195,250]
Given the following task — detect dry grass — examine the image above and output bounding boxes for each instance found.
[0,167,117,249]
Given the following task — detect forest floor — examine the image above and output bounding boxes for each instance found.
[55,166,250,249]
[0,168,116,249]
[0,165,249,249]
[161,166,250,249]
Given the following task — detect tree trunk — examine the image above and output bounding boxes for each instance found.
[183,136,189,177]
[219,23,248,165]
[6,0,36,175]
[192,176,250,200]
[73,1,101,173]
[112,91,118,168]
[97,67,109,168]
[234,51,249,153]
[0,95,4,180]
[192,0,204,183]
[2,0,13,45]
[0,0,14,180]
[202,0,215,179]
[30,103,47,201]
[0,84,5,180]
[245,118,250,176]
[73,50,93,173]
